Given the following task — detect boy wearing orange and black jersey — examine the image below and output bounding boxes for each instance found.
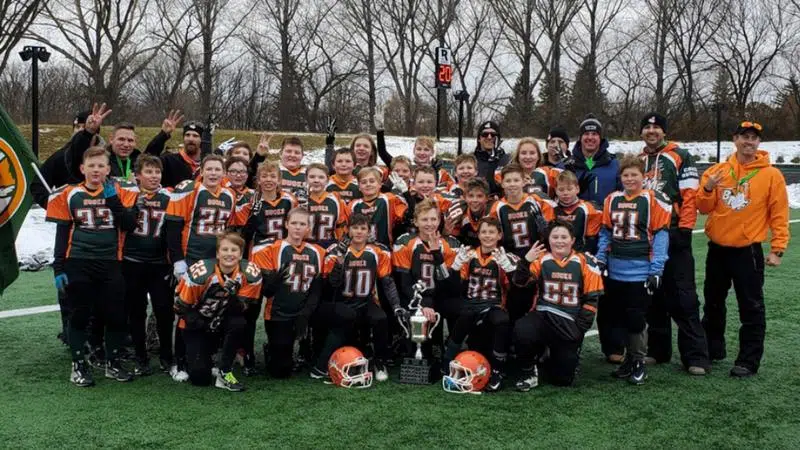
[306,163,349,250]
[47,146,139,386]
[310,213,407,380]
[119,155,174,375]
[251,208,327,378]
[444,178,492,247]
[174,233,262,390]
[553,170,601,253]
[325,148,361,203]
[445,217,514,393]
[349,166,411,247]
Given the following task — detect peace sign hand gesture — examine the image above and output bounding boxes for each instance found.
[256,133,277,157]
[84,103,112,134]
[161,110,185,135]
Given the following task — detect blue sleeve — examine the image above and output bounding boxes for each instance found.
[650,229,669,275]
[597,227,611,265]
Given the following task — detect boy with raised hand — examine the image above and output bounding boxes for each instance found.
[47,146,139,387]
[119,155,174,376]
[349,166,411,247]
[553,170,601,253]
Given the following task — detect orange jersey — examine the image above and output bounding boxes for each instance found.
[166,180,241,262]
[280,165,306,196]
[392,233,458,292]
[554,199,601,252]
[237,191,298,247]
[489,194,556,258]
[349,193,408,246]
[324,244,392,308]
[527,251,603,318]
[696,151,789,252]
[326,174,361,204]
[46,182,138,261]
[307,191,349,248]
[251,240,327,320]
[459,249,512,311]
[175,258,263,329]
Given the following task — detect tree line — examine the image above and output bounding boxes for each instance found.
[1,0,800,141]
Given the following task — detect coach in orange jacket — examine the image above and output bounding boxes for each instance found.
[696,121,789,378]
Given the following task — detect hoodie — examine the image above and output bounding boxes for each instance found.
[696,150,789,252]
[559,139,621,208]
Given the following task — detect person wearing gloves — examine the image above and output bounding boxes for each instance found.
[444,217,516,393]
[310,213,408,382]
[165,154,244,381]
[512,219,604,390]
[595,154,671,385]
[560,114,621,208]
[637,112,709,376]
[46,146,139,387]
[697,121,789,378]
[174,232,262,391]
[473,120,511,195]
[543,126,569,167]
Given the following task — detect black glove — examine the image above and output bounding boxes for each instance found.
[184,309,207,331]
[325,117,337,146]
[331,236,351,258]
[645,274,662,296]
[222,277,241,297]
[328,261,345,288]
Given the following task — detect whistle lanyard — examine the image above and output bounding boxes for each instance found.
[116,157,131,180]
[729,165,759,193]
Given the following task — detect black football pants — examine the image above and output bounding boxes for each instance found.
[444,306,509,371]
[183,312,246,386]
[702,242,766,373]
[513,312,581,386]
[314,302,389,371]
[646,230,710,368]
[264,319,298,378]
[122,261,174,363]
[604,278,651,362]
[64,259,126,363]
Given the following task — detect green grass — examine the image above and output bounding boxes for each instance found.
[2,224,800,448]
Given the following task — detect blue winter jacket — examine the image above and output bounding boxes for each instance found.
[558,139,621,208]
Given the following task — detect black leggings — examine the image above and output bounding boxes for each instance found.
[183,313,246,386]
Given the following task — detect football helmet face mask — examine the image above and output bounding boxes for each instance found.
[328,346,373,388]
[443,350,491,394]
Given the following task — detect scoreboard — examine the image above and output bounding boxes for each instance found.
[435,47,452,89]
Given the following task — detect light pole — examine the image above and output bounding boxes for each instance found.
[19,46,50,158]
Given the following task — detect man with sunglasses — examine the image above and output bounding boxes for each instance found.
[696,121,789,378]
[638,112,710,376]
[473,121,510,195]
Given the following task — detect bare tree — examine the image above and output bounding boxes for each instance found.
[0,0,43,75]
[707,0,792,116]
[29,0,172,109]
[339,0,380,131]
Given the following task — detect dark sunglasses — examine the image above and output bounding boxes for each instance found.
[480,131,497,138]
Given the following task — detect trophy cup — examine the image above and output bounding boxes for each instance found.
[399,280,441,384]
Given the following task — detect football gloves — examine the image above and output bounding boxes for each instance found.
[54,273,69,293]
[492,247,518,273]
[173,260,188,279]
[451,245,475,272]
[645,274,662,296]
[102,180,118,199]
[389,172,408,194]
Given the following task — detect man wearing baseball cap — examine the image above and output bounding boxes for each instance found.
[638,112,710,375]
[697,120,789,378]
[473,120,510,194]
[145,119,207,188]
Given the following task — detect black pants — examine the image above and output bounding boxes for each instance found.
[604,278,651,361]
[183,312,246,386]
[241,304,261,364]
[702,242,766,372]
[123,261,174,362]
[513,311,581,386]
[597,289,625,357]
[64,259,126,362]
[314,302,389,371]
[646,230,710,368]
[445,306,509,370]
[506,284,536,323]
[58,289,70,336]
[264,319,298,378]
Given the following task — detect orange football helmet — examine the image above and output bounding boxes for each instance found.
[443,350,491,394]
[328,346,373,388]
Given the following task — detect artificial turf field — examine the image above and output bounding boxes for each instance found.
[1,222,799,448]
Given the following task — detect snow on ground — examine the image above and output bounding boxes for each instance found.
[15,137,800,269]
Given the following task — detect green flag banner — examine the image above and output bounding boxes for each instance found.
[0,104,37,295]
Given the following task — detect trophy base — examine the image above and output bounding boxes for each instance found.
[399,357,434,385]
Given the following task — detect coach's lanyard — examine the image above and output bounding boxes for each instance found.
[729,165,759,193]
[116,157,131,180]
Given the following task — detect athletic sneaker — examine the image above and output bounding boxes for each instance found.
[485,369,504,393]
[373,362,389,382]
[169,364,189,383]
[216,371,245,392]
[159,358,172,373]
[730,365,755,378]
[309,366,330,381]
[70,361,94,387]
[612,358,634,379]
[105,360,134,382]
[134,358,153,377]
[688,366,707,376]
[88,347,106,370]
[628,360,647,385]
[515,366,539,392]
[606,353,625,364]
[243,353,258,376]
